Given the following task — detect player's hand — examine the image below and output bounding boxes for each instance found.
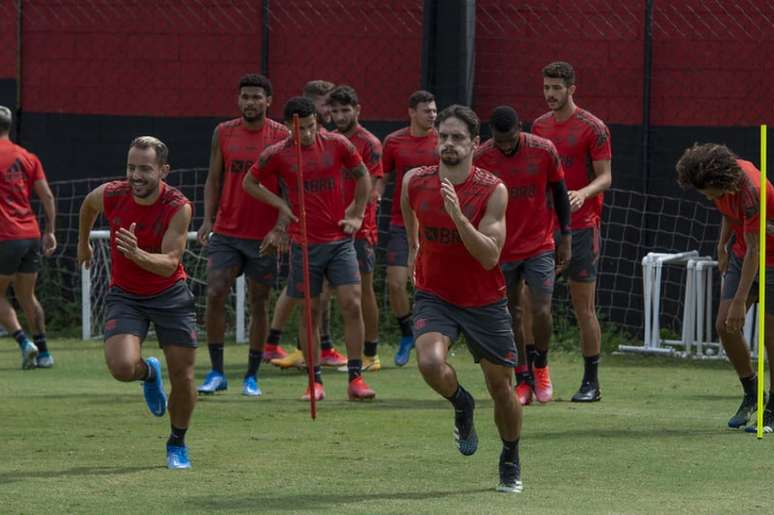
[339,204,364,234]
[717,245,729,274]
[279,203,299,224]
[78,241,93,270]
[568,190,587,212]
[725,299,747,332]
[116,223,139,260]
[197,220,213,246]
[42,231,57,257]
[260,226,289,256]
[556,233,571,273]
[440,178,463,222]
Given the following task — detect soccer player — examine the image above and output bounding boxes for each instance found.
[676,143,774,433]
[531,61,612,402]
[243,96,375,401]
[328,85,384,370]
[77,136,197,469]
[196,74,290,397]
[403,105,524,493]
[383,90,438,366]
[474,106,571,406]
[0,105,57,369]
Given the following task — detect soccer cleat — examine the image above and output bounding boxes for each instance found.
[363,355,382,372]
[394,335,414,367]
[744,408,774,434]
[166,445,192,469]
[320,347,347,367]
[241,376,262,397]
[347,376,376,400]
[515,381,533,406]
[533,366,553,403]
[197,370,228,394]
[36,352,55,368]
[453,392,477,456]
[728,393,757,428]
[20,340,38,370]
[496,456,524,493]
[271,349,305,369]
[301,382,325,401]
[571,381,601,403]
[143,357,167,417]
[262,343,288,362]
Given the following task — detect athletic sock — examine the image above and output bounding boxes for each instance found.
[320,334,333,351]
[532,348,548,369]
[314,366,323,385]
[167,425,187,447]
[266,329,282,345]
[500,438,520,464]
[526,345,538,370]
[582,354,600,385]
[740,374,757,398]
[397,313,413,338]
[33,333,48,354]
[208,343,225,374]
[12,330,28,349]
[142,359,155,382]
[347,359,363,382]
[364,340,379,357]
[514,364,532,384]
[245,350,262,379]
[446,384,472,411]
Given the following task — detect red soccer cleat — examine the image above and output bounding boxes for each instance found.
[320,347,347,367]
[533,366,553,403]
[301,382,325,401]
[515,381,533,406]
[347,376,376,401]
[262,343,288,362]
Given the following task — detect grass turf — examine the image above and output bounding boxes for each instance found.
[1,338,772,514]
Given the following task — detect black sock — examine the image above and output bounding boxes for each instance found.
[347,359,362,382]
[12,330,27,348]
[245,350,262,379]
[526,345,538,370]
[314,366,323,385]
[267,329,282,345]
[500,438,520,464]
[208,343,224,374]
[583,354,600,385]
[167,425,187,447]
[142,359,155,382]
[320,334,333,351]
[515,366,532,385]
[364,340,378,357]
[397,313,413,338]
[740,374,757,397]
[32,333,48,354]
[446,385,472,411]
[532,349,548,369]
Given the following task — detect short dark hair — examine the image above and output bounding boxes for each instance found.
[542,61,576,87]
[435,104,480,139]
[283,96,317,122]
[239,73,272,97]
[130,136,169,166]
[327,85,359,107]
[490,106,520,133]
[409,90,435,109]
[0,105,11,133]
[302,80,335,99]
[676,143,743,192]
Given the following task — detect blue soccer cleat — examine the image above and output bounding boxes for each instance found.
[394,335,414,367]
[197,370,228,394]
[166,445,191,469]
[20,340,38,370]
[143,357,167,417]
[453,393,478,456]
[242,376,262,397]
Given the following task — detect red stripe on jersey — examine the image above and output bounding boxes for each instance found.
[0,140,46,240]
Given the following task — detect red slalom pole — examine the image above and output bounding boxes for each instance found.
[293,114,317,420]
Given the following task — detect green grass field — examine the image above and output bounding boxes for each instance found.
[1,338,772,514]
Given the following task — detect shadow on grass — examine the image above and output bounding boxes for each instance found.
[534,426,742,441]
[196,396,454,412]
[0,465,161,483]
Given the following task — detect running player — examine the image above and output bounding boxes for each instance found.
[243,96,375,401]
[196,74,290,397]
[0,106,57,369]
[676,143,774,433]
[403,105,524,493]
[383,90,438,366]
[531,61,612,402]
[474,106,571,405]
[77,136,197,468]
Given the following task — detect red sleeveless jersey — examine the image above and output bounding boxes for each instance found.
[0,139,46,240]
[341,125,384,245]
[103,180,189,295]
[213,117,289,240]
[408,165,506,307]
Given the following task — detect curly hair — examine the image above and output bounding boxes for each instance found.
[676,143,742,192]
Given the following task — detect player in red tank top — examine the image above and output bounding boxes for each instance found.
[196,74,291,397]
[78,137,197,469]
[402,105,524,493]
[530,62,613,403]
[677,143,774,432]
[0,105,58,369]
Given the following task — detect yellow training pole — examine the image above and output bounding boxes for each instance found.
[758,124,767,439]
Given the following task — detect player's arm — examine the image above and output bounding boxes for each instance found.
[341,163,372,233]
[716,216,733,273]
[726,230,759,331]
[400,168,421,280]
[198,126,224,245]
[116,204,192,278]
[242,170,297,223]
[570,159,612,212]
[77,184,108,269]
[550,178,572,271]
[32,177,57,256]
[441,179,507,271]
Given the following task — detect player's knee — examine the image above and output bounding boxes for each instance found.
[386,275,405,296]
[108,360,137,382]
[716,318,734,338]
[416,351,443,376]
[532,301,552,323]
[338,295,362,320]
[487,375,514,403]
[167,364,195,386]
[207,284,230,302]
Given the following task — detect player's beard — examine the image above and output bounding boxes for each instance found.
[547,93,568,112]
[242,109,265,123]
[130,178,158,199]
[336,119,356,134]
[440,151,462,166]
